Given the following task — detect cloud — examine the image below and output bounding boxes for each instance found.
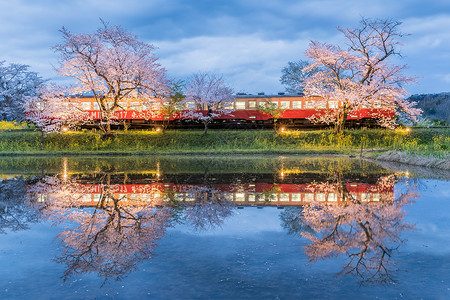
[157,35,312,93]
[1,0,450,93]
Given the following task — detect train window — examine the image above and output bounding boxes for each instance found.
[373,101,382,108]
[361,193,371,202]
[268,193,277,201]
[82,102,91,111]
[130,102,140,110]
[222,102,234,109]
[130,194,139,200]
[304,193,314,202]
[235,101,246,110]
[328,193,337,202]
[270,101,278,108]
[248,194,256,202]
[248,101,256,109]
[235,193,245,201]
[316,193,326,201]
[93,102,100,110]
[292,193,302,201]
[328,101,338,109]
[142,194,152,201]
[82,194,92,202]
[373,193,381,202]
[292,101,302,109]
[317,101,327,109]
[280,101,290,109]
[185,101,196,109]
[304,101,315,109]
[280,193,289,201]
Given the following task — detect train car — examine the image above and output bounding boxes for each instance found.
[71,93,395,130]
[31,181,394,208]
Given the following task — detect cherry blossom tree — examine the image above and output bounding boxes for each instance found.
[303,18,421,133]
[53,21,169,135]
[0,61,44,121]
[184,72,235,134]
[23,84,88,133]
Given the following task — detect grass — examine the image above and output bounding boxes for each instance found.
[0,128,448,157]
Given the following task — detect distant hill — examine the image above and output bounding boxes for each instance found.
[408,93,450,124]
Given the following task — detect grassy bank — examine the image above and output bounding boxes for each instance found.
[0,128,449,157]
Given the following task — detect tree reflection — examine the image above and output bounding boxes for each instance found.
[171,185,234,230]
[30,175,172,282]
[297,174,417,284]
[0,177,38,233]
[29,175,234,282]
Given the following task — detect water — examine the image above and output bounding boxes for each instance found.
[0,156,449,299]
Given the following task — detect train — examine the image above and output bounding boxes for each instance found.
[72,93,394,130]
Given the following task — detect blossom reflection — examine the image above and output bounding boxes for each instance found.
[297,174,417,284]
[28,175,234,282]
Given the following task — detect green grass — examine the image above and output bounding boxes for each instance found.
[0,128,448,157]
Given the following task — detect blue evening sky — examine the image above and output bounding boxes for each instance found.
[0,0,449,95]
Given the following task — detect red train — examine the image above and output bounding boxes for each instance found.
[32,181,394,208]
[74,93,394,129]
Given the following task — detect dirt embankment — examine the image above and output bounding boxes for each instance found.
[365,150,450,170]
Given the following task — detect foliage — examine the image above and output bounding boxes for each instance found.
[53,21,169,134]
[409,93,450,124]
[0,61,44,121]
[280,60,318,94]
[256,99,286,129]
[160,80,186,129]
[303,17,421,133]
[184,72,235,134]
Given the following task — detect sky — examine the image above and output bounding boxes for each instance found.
[0,0,449,95]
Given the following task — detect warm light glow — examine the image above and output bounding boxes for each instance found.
[62,126,69,132]
[155,127,161,132]
[280,127,286,132]
[406,127,411,132]
[280,171,284,177]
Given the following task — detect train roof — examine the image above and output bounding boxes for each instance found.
[236,93,305,98]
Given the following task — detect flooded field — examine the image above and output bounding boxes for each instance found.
[0,156,449,299]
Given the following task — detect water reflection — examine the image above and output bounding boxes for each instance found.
[0,177,39,233]
[0,156,418,285]
[295,173,417,284]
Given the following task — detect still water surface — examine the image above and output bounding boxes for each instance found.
[0,156,449,299]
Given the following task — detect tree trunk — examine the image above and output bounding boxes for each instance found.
[334,109,349,134]
[41,129,44,150]
[203,120,208,135]
[105,121,111,135]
